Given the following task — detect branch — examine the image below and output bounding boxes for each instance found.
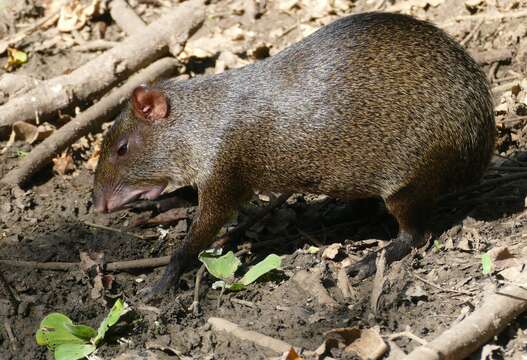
[109,0,146,35]
[404,272,527,360]
[0,0,205,130]
[1,57,179,186]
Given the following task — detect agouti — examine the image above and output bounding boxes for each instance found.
[93,12,495,297]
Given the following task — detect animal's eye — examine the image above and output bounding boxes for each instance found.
[117,142,128,156]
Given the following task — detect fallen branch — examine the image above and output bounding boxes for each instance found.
[1,57,178,186]
[0,256,170,271]
[404,272,527,360]
[208,317,293,354]
[110,0,146,35]
[0,0,205,130]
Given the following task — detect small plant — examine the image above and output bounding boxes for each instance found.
[198,250,281,291]
[481,252,493,275]
[36,299,128,360]
[433,239,443,253]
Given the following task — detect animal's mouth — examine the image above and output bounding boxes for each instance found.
[94,183,167,213]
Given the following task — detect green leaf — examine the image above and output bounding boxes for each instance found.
[198,250,241,280]
[67,324,97,341]
[433,240,443,252]
[54,344,95,360]
[94,299,127,345]
[306,246,320,254]
[482,253,493,275]
[35,313,95,348]
[239,254,281,286]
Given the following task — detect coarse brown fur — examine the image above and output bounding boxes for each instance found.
[93,12,495,296]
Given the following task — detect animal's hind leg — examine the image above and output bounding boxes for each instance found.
[346,182,431,280]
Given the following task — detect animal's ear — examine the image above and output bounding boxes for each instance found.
[131,85,169,122]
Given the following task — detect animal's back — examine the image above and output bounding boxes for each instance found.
[229,12,495,200]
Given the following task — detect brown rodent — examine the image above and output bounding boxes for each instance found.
[93,12,495,297]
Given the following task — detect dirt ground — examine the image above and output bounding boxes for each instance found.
[1,0,527,359]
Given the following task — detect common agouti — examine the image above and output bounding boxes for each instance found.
[93,12,495,297]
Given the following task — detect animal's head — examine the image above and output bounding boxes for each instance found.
[93,85,182,212]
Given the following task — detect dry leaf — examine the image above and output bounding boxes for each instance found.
[58,0,106,32]
[465,0,482,10]
[13,121,54,144]
[52,151,75,175]
[488,246,522,272]
[318,327,388,360]
[4,47,28,71]
[322,243,342,260]
[85,144,100,171]
[283,347,303,360]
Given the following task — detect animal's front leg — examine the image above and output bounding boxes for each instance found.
[140,180,250,301]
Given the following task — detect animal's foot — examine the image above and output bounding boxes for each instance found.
[137,251,186,302]
[346,231,423,282]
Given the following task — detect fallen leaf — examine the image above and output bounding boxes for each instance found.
[465,0,482,11]
[322,243,342,260]
[488,246,521,271]
[4,47,28,71]
[283,347,303,360]
[58,0,106,32]
[12,121,54,144]
[85,144,100,171]
[318,327,388,360]
[52,151,75,175]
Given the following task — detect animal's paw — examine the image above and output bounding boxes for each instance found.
[346,254,377,282]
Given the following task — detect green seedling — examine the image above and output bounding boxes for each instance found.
[306,246,320,254]
[481,253,493,275]
[36,299,128,360]
[198,250,281,291]
[433,239,443,252]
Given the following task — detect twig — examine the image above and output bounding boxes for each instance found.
[208,317,292,354]
[413,273,473,296]
[217,286,226,309]
[0,260,77,270]
[4,320,18,352]
[0,256,171,271]
[231,298,255,308]
[460,19,483,47]
[389,331,427,345]
[404,274,527,360]
[1,57,178,186]
[84,221,156,240]
[0,0,205,130]
[189,264,207,315]
[74,40,118,52]
[106,256,171,271]
[0,270,19,312]
[110,0,147,36]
